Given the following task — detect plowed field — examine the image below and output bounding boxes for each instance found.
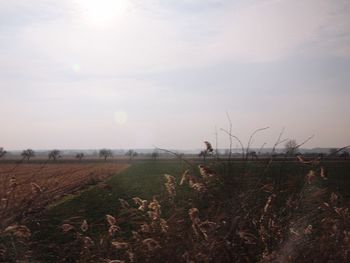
[0,163,129,225]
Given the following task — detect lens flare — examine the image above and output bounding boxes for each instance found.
[72,64,81,73]
[114,111,128,125]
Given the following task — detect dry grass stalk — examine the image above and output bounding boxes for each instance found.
[192,183,207,193]
[61,223,75,233]
[142,238,161,251]
[159,218,169,233]
[9,177,17,189]
[82,236,94,248]
[132,197,148,211]
[111,241,129,250]
[180,170,190,185]
[320,167,327,180]
[108,225,121,236]
[188,208,215,240]
[198,165,216,179]
[4,224,31,238]
[105,214,121,237]
[80,220,88,232]
[164,174,176,200]
[106,215,117,226]
[306,170,316,184]
[126,249,135,262]
[30,182,43,195]
[204,141,214,153]
[118,198,130,209]
[148,197,161,221]
[140,224,151,233]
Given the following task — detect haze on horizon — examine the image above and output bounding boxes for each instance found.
[1,0,349,151]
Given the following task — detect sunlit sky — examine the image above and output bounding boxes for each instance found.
[1,0,349,150]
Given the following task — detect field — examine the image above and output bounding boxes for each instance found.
[1,158,350,262]
[0,162,129,227]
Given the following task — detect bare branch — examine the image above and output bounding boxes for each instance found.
[294,134,315,150]
[272,128,287,154]
[154,146,196,169]
[214,126,219,160]
[327,145,350,157]
[226,111,233,161]
[258,142,267,155]
[246,127,270,158]
[220,128,245,158]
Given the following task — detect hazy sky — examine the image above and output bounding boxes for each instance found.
[1,0,349,150]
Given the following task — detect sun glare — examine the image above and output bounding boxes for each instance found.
[114,111,128,125]
[72,63,81,73]
[77,0,130,27]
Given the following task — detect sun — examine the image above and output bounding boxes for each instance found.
[76,0,130,27]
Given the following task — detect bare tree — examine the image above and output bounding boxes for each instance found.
[151,151,159,161]
[21,149,35,161]
[0,147,7,159]
[247,151,258,160]
[285,139,298,156]
[48,150,61,161]
[125,149,137,162]
[99,149,113,161]
[284,135,315,157]
[76,153,85,161]
[340,151,350,159]
[226,111,233,160]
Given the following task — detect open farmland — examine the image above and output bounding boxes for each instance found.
[0,162,129,227]
[3,159,344,263]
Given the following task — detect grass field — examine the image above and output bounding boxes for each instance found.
[1,159,350,262]
[18,161,188,262]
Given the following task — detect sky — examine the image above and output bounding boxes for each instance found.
[0,0,349,150]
